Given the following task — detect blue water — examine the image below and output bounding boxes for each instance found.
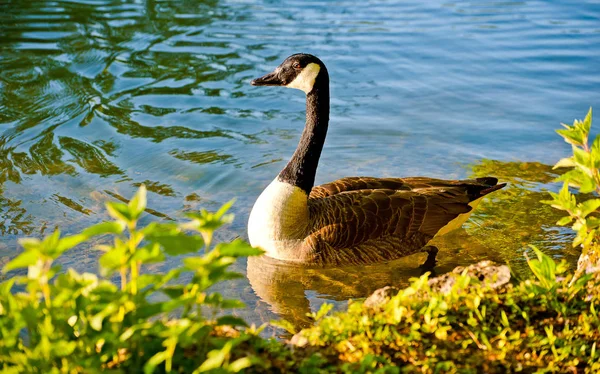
[1,0,599,328]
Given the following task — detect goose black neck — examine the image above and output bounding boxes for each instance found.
[278,69,330,194]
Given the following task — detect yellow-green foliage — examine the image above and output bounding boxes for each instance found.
[0,186,267,373]
[289,255,600,373]
[544,108,600,276]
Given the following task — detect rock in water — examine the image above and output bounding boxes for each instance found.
[364,286,401,308]
[429,260,511,294]
[363,261,511,308]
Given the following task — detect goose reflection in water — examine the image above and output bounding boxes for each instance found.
[246,228,501,330]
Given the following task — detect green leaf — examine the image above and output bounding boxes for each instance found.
[558,181,570,202]
[583,107,593,134]
[90,313,106,332]
[16,230,82,260]
[552,181,578,210]
[526,246,556,289]
[106,201,132,223]
[229,357,255,372]
[3,250,40,272]
[82,221,125,237]
[270,319,297,334]
[0,278,15,295]
[219,271,245,281]
[137,272,175,290]
[591,134,600,168]
[578,199,600,218]
[128,185,147,221]
[553,157,575,169]
[161,285,185,299]
[203,293,245,308]
[556,216,573,226]
[555,169,585,189]
[132,244,165,264]
[573,226,589,247]
[55,234,87,254]
[144,351,169,374]
[43,229,61,251]
[146,231,204,256]
[183,257,210,270]
[217,239,264,257]
[184,200,236,234]
[583,228,596,248]
[197,342,231,372]
[580,177,597,194]
[216,315,248,327]
[219,299,246,309]
[18,237,41,251]
[557,127,584,146]
[587,217,600,229]
[556,163,596,192]
[51,340,77,357]
[99,245,128,274]
[215,199,235,219]
[572,147,591,169]
[312,303,334,321]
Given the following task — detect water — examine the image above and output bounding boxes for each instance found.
[1,0,599,330]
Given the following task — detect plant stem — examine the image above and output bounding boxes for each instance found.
[128,223,138,295]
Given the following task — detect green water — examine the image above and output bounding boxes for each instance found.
[1,0,599,329]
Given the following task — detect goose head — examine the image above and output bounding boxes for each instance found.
[251,53,326,94]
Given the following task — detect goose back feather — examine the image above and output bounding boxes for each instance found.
[301,177,504,265]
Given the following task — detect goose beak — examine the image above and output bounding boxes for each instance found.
[251,71,282,86]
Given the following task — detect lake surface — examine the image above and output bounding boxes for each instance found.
[1,0,599,330]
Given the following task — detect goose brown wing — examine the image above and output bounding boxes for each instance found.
[309,177,411,199]
[309,176,502,200]
[306,186,474,252]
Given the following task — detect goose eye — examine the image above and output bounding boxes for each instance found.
[293,62,301,69]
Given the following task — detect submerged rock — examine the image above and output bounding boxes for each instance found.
[364,286,401,308]
[363,261,511,309]
[429,260,511,294]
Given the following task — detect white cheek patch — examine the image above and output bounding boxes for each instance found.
[286,63,321,94]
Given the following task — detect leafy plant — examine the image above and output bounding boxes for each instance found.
[544,108,600,276]
[0,185,265,373]
[289,260,600,373]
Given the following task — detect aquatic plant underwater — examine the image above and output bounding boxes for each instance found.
[0,109,599,372]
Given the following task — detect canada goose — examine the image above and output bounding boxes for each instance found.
[248,53,505,266]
